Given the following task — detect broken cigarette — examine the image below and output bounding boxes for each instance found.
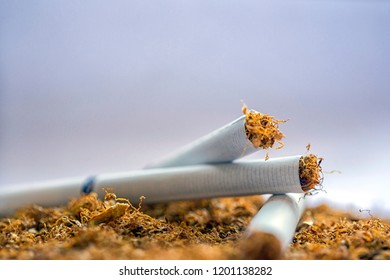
[146,106,286,168]
[241,193,305,259]
[0,155,320,216]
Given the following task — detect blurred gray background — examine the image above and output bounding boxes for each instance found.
[1,1,389,216]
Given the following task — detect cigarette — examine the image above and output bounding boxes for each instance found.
[238,154,322,259]
[146,106,287,168]
[0,155,314,216]
[240,193,305,259]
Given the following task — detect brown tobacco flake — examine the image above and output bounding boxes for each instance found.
[88,203,129,226]
[242,104,287,160]
[86,190,141,226]
[299,154,323,192]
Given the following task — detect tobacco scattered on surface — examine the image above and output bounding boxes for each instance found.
[0,192,389,260]
[242,104,287,160]
[288,205,390,260]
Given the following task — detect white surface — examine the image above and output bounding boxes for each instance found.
[0,260,388,280]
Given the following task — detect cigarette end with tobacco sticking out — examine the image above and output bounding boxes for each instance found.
[242,103,287,161]
[146,104,287,168]
[238,154,323,260]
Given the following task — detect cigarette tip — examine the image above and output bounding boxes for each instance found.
[299,154,324,193]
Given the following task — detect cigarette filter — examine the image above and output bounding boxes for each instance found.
[243,193,305,258]
[0,156,304,216]
[146,107,286,168]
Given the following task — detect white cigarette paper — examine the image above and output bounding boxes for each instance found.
[0,156,303,216]
[146,115,258,168]
[246,193,305,252]
[0,177,86,216]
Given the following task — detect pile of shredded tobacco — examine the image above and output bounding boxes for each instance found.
[242,104,287,160]
[1,192,389,260]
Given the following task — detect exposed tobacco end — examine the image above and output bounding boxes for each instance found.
[242,105,287,152]
[238,231,282,260]
[299,154,323,192]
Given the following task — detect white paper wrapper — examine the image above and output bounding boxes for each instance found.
[94,155,303,204]
[0,177,86,216]
[0,156,303,216]
[246,193,306,251]
[146,115,259,168]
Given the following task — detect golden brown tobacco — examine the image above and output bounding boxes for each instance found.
[299,154,323,192]
[242,104,287,160]
[1,192,388,260]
